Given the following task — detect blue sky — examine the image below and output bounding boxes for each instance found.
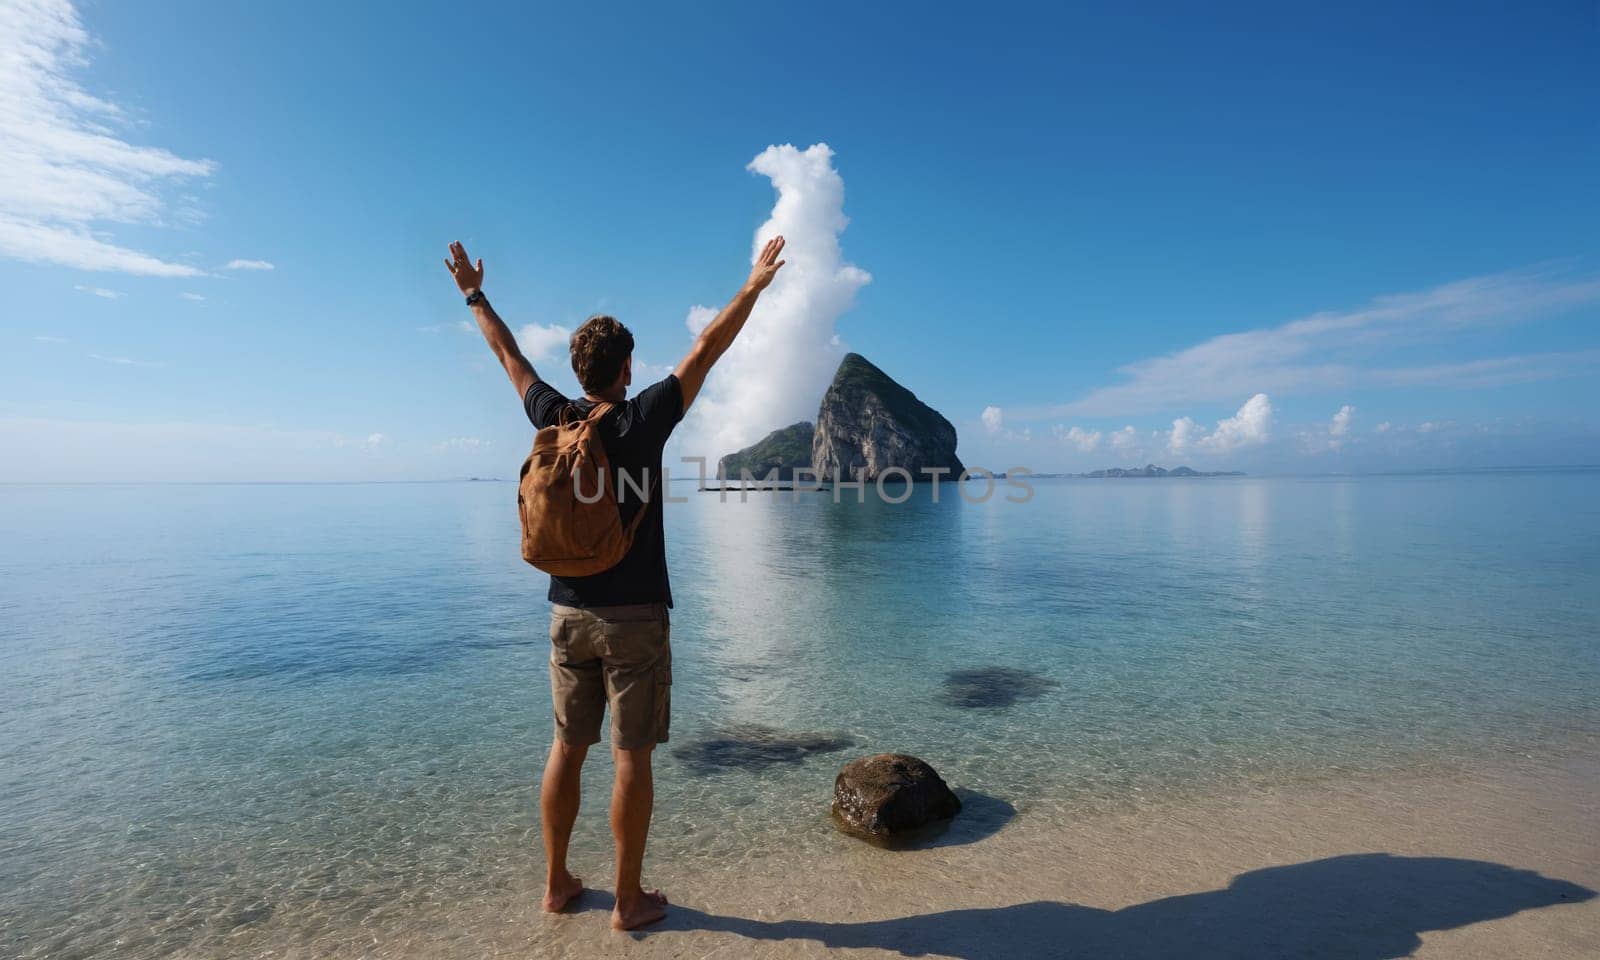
[2,0,1596,480]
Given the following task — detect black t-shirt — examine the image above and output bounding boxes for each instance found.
[524,375,684,608]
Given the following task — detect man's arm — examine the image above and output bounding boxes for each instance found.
[674,235,786,411]
[444,240,538,400]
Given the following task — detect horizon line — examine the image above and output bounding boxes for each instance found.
[3,464,1598,486]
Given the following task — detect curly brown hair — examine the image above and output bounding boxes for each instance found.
[569,314,634,394]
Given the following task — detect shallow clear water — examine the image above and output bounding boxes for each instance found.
[2,472,1598,956]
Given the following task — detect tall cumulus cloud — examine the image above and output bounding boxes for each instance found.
[676,144,871,460]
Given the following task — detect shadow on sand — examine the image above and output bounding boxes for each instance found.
[846,789,1016,851]
[650,854,1593,959]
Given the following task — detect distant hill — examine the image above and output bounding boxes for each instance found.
[717,421,814,481]
[1090,464,1243,478]
[1033,464,1245,478]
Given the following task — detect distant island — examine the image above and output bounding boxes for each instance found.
[1032,464,1245,479]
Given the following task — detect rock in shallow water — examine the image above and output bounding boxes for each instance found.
[831,753,962,843]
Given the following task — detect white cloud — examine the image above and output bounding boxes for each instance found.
[1057,425,1102,452]
[1300,403,1357,454]
[224,259,274,271]
[89,352,155,366]
[179,292,205,301]
[73,283,121,299]
[1197,393,1273,453]
[1320,404,1354,452]
[685,305,717,336]
[516,322,571,363]
[979,405,1035,443]
[1365,351,1600,389]
[678,143,872,458]
[632,357,676,384]
[33,334,68,343]
[1011,269,1600,419]
[1160,394,1275,457]
[981,406,1004,434]
[1330,404,1354,437]
[0,0,212,276]
[1109,426,1140,454]
[362,432,386,449]
[420,319,473,334]
[1375,421,1392,433]
[437,436,488,451]
[1167,416,1201,456]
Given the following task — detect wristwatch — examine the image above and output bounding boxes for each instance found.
[465,290,487,307]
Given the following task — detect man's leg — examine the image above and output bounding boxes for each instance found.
[595,604,671,931]
[610,744,667,930]
[545,605,605,913]
[541,737,589,912]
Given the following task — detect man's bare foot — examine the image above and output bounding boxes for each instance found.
[611,888,668,930]
[542,871,583,913]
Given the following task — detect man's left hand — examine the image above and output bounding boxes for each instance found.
[445,240,485,297]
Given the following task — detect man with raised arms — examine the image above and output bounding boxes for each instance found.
[444,233,786,930]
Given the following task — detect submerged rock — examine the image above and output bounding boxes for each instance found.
[812,354,964,483]
[672,723,854,774]
[832,754,962,843]
[941,666,1059,709]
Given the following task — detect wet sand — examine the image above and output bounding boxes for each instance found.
[168,748,1597,959]
[528,750,1598,960]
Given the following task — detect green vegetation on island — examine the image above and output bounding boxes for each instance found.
[716,421,816,481]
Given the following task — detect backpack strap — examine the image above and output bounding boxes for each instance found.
[571,398,653,536]
[622,473,660,538]
[557,400,616,427]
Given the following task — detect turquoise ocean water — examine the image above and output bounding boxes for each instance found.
[2,472,1598,956]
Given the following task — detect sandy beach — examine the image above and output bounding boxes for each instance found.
[162,744,1596,959]
[528,747,1600,959]
[521,748,1587,960]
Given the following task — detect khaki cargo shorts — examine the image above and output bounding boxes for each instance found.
[548,603,671,750]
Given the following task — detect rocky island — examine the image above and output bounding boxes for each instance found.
[718,353,964,484]
[813,353,964,482]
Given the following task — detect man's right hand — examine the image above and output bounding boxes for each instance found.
[675,234,788,412]
[744,235,786,292]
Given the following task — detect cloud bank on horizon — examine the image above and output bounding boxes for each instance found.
[977,266,1600,468]
[675,143,871,460]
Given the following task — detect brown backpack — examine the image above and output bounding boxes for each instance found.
[517,402,652,576]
